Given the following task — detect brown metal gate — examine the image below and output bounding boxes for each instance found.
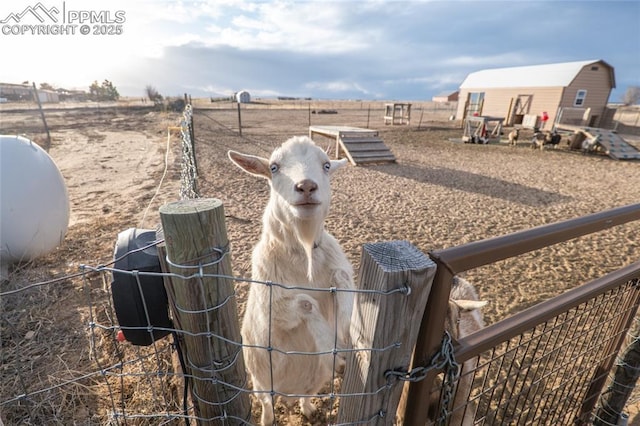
[402,203,640,425]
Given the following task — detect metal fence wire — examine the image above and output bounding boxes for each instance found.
[78,258,414,424]
[3,234,640,424]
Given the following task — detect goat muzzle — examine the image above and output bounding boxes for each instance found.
[295,179,318,195]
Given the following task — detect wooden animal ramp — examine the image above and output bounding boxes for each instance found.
[339,131,396,165]
[309,125,396,165]
[556,124,640,160]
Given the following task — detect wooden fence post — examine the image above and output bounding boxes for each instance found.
[159,198,250,424]
[184,94,198,177]
[31,82,51,151]
[337,240,436,424]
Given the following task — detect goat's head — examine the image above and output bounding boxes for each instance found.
[229,136,346,219]
[228,136,347,276]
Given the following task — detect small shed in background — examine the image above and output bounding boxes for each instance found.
[456,59,616,129]
[432,91,459,103]
[236,90,251,103]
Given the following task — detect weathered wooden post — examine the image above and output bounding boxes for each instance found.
[183,95,198,177]
[337,240,435,424]
[31,82,51,151]
[159,198,250,424]
[417,107,424,130]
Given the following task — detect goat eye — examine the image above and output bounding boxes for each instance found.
[323,162,331,172]
[270,163,279,173]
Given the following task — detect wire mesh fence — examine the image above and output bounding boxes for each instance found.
[2,216,640,425]
[427,275,640,425]
[1,244,424,424]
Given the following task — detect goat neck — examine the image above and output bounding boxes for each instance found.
[264,194,326,280]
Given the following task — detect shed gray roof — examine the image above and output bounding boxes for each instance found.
[459,60,611,89]
[433,90,458,97]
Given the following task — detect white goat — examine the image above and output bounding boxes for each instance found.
[507,129,519,147]
[581,134,601,154]
[441,276,487,426]
[228,136,355,425]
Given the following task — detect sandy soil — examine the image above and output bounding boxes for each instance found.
[1,101,639,424]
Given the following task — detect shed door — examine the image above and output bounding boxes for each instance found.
[464,92,485,119]
[512,95,533,125]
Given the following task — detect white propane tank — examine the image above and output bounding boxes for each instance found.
[0,135,70,275]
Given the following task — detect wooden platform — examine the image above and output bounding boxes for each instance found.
[383,103,411,125]
[309,125,396,165]
[555,124,640,160]
[462,116,504,143]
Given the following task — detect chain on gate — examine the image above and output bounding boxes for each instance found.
[180,104,199,199]
[385,331,461,425]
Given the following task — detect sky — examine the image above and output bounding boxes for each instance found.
[0,0,638,102]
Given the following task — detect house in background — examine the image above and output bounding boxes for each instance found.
[432,90,459,103]
[0,82,59,103]
[455,59,616,129]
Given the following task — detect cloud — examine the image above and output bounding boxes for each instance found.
[440,53,531,69]
[198,1,380,53]
[304,80,378,98]
[2,0,637,101]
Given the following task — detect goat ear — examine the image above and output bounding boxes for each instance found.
[228,150,271,179]
[452,299,488,312]
[329,158,348,175]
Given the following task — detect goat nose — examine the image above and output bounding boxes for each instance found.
[295,179,318,194]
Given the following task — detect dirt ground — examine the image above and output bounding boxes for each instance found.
[1,101,639,424]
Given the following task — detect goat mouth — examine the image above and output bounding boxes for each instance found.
[291,202,321,218]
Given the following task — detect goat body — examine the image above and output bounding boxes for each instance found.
[531,131,561,150]
[439,277,487,426]
[228,136,355,425]
[508,129,519,147]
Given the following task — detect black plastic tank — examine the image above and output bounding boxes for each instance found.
[111,228,172,346]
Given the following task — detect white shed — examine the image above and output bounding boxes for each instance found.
[236,90,251,103]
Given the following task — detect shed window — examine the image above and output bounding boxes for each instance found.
[574,90,587,107]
